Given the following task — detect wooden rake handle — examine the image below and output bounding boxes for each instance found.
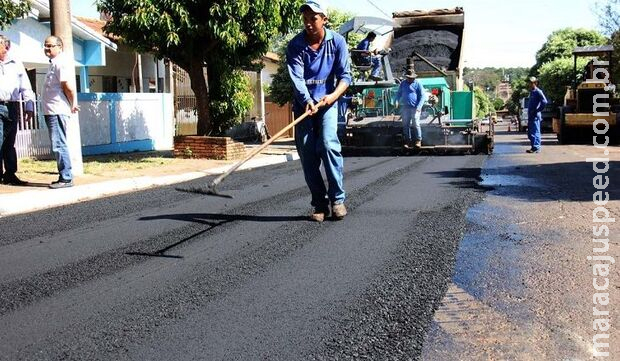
[209,104,322,188]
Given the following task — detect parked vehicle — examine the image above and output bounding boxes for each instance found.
[553,45,619,144]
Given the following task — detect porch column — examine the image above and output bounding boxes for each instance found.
[257,70,265,121]
[80,66,90,93]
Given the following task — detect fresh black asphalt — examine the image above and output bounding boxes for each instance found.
[0,154,486,360]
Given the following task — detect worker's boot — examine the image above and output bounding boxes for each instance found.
[310,206,330,222]
[414,140,422,148]
[331,203,347,220]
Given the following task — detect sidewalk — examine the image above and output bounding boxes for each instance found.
[0,139,299,217]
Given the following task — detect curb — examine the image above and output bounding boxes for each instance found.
[0,152,299,217]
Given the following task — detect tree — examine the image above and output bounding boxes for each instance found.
[492,97,505,111]
[596,0,620,35]
[532,28,607,74]
[473,86,493,118]
[596,0,620,82]
[0,0,30,29]
[97,0,302,135]
[268,8,355,106]
[538,57,589,104]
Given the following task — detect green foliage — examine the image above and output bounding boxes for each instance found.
[611,31,620,85]
[532,28,607,73]
[473,87,493,118]
[210,70,254,134]
[596,1,620,84]
[269,49,294,106]
[492,98,505,111]
[267,7,355,106]
[538,57,589,104]
[97,0,302,135]
[0,0,30,29]
[506,77,530,115]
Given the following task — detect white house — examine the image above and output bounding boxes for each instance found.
[5,0,174,158]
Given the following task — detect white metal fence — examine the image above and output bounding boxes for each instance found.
[15,102,52,159]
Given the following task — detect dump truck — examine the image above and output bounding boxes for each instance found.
[553,45,620,144]
[337,8,494,154]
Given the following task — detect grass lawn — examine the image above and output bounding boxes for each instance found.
[18,151,176,177]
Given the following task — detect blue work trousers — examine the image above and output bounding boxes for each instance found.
[44,114,73,181]
[527,113,542,150]
[295,104,345,208]
[370,57,381,78]
[0,103,19,178]
[402,106,422,143]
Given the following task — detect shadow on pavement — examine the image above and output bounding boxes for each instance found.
[429,161,620,202]
[140,213,308,224]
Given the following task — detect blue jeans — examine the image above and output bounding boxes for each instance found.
[528,113,542,150]
[0,103,19,178]
[370,56,381,78]
[295,104,345,208]
[44,114,72,181]
[402,106,422,143]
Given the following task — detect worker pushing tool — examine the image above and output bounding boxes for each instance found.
[286,0,352,222]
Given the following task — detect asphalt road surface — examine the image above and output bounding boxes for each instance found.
[0,153,486,360]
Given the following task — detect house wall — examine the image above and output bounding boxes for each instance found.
[78,92,174,155]
[6,18,106,68]
[262,61,278,86]
[86,45,166,93]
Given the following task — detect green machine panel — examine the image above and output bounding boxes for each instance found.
[452,91,474,120]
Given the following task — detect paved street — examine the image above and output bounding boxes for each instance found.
[0,127,618,360]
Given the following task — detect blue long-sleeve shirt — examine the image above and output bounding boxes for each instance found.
[528,87,547,118]
[0,54,35,111]
[286,29,352,113]
[396,79,425,110]
[356,38,370,51]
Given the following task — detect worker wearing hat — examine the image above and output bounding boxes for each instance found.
[286,0,352,222]
[395,69,426,148]
[526,76,547,153]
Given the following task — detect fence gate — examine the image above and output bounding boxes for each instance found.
[265,102,293,138]
[172,63,204,135]
[15,103,52,160]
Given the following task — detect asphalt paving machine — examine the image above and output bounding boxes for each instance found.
[553,45,620,144]
[337,8,494,155]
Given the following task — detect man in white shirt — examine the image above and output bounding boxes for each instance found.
[42,35,79,189]
[0,34,35,185]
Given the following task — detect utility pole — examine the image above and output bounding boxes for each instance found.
[49,0,84,175]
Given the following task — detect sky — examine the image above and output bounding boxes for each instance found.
[70,0,605,69]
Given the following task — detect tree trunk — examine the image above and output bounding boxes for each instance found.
[187,58,211,135]
[206,61,224,134]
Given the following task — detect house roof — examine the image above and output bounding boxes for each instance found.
[29,0,117,50]
[263,51,279,63]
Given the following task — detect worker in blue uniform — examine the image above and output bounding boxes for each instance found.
[286,0,352,222]
[395,69,426,149]
[356,32,382,81]
[526,76,547,153]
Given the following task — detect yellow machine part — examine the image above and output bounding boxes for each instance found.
[565,113,617,126]
[577,81,607,90]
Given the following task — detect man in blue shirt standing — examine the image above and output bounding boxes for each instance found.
[287,0,352,222]
[356,32,382,81]
[395,69,425,149]
[526,76,547,153]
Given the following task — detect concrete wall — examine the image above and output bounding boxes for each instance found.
[77,92,174,155]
